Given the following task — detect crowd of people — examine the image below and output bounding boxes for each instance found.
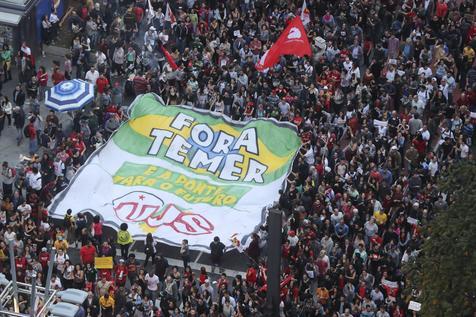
[1,0,476,316]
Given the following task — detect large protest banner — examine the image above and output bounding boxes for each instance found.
[49,94,301,251]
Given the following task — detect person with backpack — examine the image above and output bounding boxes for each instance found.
[1,161,16,199]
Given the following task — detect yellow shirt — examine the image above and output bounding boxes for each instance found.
[99,296,115,309]
[54,240,69,251]
[463,46,475,62]
[373,211,388,226]
[117,230,133,245]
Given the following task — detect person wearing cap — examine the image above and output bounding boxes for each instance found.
[200,277,215,301]
[38,247,50,273]
[115,258,128,286]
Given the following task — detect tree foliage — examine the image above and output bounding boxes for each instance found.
[403,161,476,316]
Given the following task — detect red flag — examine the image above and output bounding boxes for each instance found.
[256,16,311,71]
[165,3,176,27]
[160,45,178,70]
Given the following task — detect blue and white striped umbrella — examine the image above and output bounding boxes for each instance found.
[45,79,95,112]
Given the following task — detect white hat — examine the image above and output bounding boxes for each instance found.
[149,26,156,31]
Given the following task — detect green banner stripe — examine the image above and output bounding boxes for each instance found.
[113,162,249,207]
[127,94,301,157]
[112,123,292,186]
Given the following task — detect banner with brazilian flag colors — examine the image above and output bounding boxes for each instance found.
[49,94,301,251]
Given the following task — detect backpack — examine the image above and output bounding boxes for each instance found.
[10,168,16,178]
[23,125,30,138]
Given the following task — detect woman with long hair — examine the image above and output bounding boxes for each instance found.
[73,264,85,289]
[0,96,12,126]
[143,233,156,267]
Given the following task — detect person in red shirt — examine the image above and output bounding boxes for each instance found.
[115,259,128,286]
[51,66,65,85]
[99,268,112,281]
[467,21,476,43]
[96,73,109,93]
[245,264,257,287]
[92,215,103,245]
[36,66,48,101]
[15,255,27,275]
[347,113,360,137]
[27,118,38,155]
[39,247,50,272]
[80,240,97,265]
[133,5,144,24]
[126,254,138,284]
[412,134,427,157]
[435,0,447,19]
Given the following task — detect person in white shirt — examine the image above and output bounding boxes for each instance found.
[50,274,63,290]
[330,209,344,226]
[351,64,361,79]
[418,65,433,78]
[419,126,430,142]
[144,26,158,48]
[27,167,42,191]
[85,65,99,86]
[17,202,32,219]
[49,10,60,41]
[457,139,469,159]
[411,95,425,115]
[428,156,439,177]
[145,271,160,301]
[53,157,65,177]
[343,57,353,73]
[4,226,16,242]
[95,51,107,68]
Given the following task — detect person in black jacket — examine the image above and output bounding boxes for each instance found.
[13,85,25,108]
[12,106,25,145]
[154,254,168,283]
[209,236,225,267]
[83,291,100,317]
[143,233,156,267]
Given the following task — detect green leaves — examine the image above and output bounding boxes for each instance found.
[403,161,476,317]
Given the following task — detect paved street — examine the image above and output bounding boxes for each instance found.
[0,46,74,166]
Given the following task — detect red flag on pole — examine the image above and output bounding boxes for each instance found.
[165,3,176,27]
[301,0,311,25]
[160,45,178,70]
[256,16,311,71]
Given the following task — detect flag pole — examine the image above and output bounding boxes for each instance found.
[44,247,56,298]
[8,240,19,313]
[265,208,282,316]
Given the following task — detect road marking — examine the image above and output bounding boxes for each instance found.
[113,247,245,277]
[194,251,203,263]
